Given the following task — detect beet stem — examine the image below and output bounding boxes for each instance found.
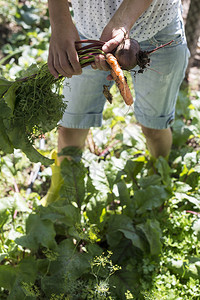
[81,62,93,68]
[75,39,105,45]
[77,44,102,52]
[147,40,174,54]
[78,50,105,58]
[80,57,95,66]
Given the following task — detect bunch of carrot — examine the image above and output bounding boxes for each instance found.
[75,40,134,106]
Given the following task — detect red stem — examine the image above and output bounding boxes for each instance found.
[77,44,103,52]
[78,49,100,56]
[80,56,94,61]
[98,140,119,157]
[80,54,97,60]
[75,39,105,45]
[186,210,200,216]
[147,40,174,54]
[81,62,94,68]
[13,210,18,219]
[78,49,104,58]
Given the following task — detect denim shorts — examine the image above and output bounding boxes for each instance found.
[60,11,190,130]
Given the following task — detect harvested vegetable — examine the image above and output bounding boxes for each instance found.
[114,38,174,72]
[76,39,133,105]
[114,38,141,70]
[0,64,66,165]
[75,38,173,105]
[105,53,133,106]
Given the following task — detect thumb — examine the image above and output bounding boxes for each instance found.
[102,36,123,53]
[102,28,128,53]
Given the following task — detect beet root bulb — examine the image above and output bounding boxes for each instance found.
[114,38,141,70]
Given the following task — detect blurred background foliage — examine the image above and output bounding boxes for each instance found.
[0,0,50,79]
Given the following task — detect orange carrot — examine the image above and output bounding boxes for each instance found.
[105,53,133,106]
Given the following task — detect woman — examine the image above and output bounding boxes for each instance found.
[42,0,189,205]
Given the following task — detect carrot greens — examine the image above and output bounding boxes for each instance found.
[0,64,66,165]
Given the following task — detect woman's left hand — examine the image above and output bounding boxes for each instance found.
[91,25,128,71]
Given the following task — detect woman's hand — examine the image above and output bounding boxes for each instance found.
[92,26,128,72]
[91,0,153,73]
[47,0,82,78]
[48,26,82,78]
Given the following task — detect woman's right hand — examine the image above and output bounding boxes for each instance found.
[48,24,82,78]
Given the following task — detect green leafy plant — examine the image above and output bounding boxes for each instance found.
[0,3,200,298]
[0,64,66,164]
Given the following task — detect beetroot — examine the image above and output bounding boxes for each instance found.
[114,38,173,73]
[114,38,141,70]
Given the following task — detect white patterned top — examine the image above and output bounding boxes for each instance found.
[71,0,181,42]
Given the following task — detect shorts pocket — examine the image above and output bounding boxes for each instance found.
[150,15,186,47]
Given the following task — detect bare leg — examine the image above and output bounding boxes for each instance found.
[58,126,89,162]
[141,125,172,158]
[41,126,89,206]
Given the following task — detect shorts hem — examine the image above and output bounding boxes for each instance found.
[135,111,175,129]
[58,113,103,129]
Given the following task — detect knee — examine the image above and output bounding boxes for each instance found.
[58,126,89,149]
[58,125,70,136]
[141,126,165,140]
[58,126,81,138]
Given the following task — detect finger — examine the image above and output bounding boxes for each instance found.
[98,54,110,71]
[67,48,82,75]
[91,62,98,70]
[54,55,72,78]
[58,48,82,77]
[102,37,122,53]
[48,54,59,78]
[94,55,104,70]
[75,40,82,51]
[102,29,126,53]
[58,52,75,77]
[94,55,110,71]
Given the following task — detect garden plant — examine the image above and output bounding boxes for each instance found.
[0,1,200,299]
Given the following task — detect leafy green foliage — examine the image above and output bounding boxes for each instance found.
[0,0,66,165]
[1,85,200,299]
[13,65,65,137]
[0,64,66,165]
[1,118,200,299]
[0,0,50,73]
[0,2,200,298]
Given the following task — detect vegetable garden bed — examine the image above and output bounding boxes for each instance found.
[0,1,200,299]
